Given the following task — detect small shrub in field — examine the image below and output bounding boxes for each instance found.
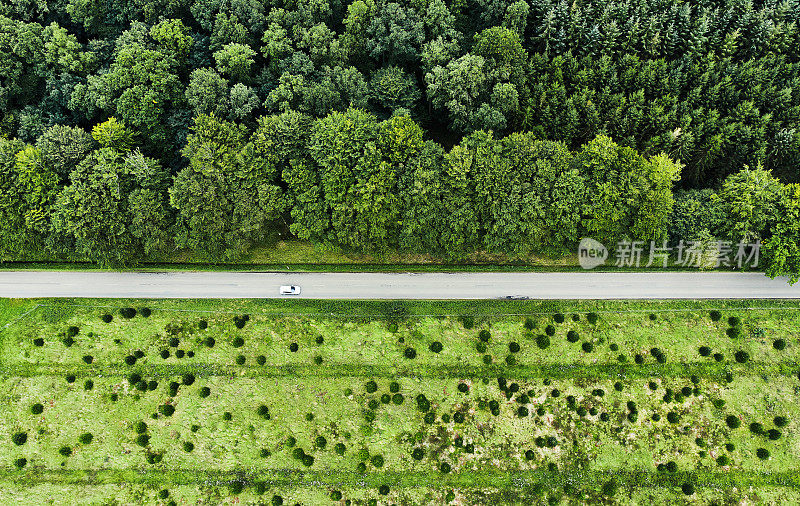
[236,355,245,365]
[667,412,680,423]
[257,405,270,419]
[101,314,113,323]
[120,308,136,319]
[775,416,788,427]
[439,462,451,473]
[717,455,730,466]
[135,421,147,434]
[314,355,323,364]
[128,373,141,385]
[169,381,179,396]
[335,442,346,455]
[223,411,232,421]
[505,355,516,365]
[183,441,194,452]
[582,342,593,353]
[728,316,741,327]
[768,429,781,440]
[365,381,378,393]
[62,336,75,347]
[380,394,390,404]
[566,330,579,342]
[168,337,179,347]
[734,351,750,363]
[609,343,618,351]
[553,313,565,323]
[134,350,144,359]
[457,383,469,393]
[508,342,520,353]
[750,422,764,435]
[699,346,711,356]
[198,319,208,329]
[666,461,677,472]
[482,354,492,364]
[545,325,555,336]
[649,313,657,321]
[476,341,487,353]
[200,387,211,398]
[478,330,491,342]
[524,318,535,330]
[31,403,43,414]
[416,394,430,412]
[429,341,443,353]
[774,339,787,350]
[67,326,79,337]
[125,355,136,365]
[315,436,327,449]
[160,404,175,417]
[78,433,93,444]
[160,350,170,359]
[757,448,770,460]
[229,482,243,494]
[271,495,283,505]
[84,380,94,390]
[182,373,195,386]
[175,349,185,359]
[14,458,26,468]
[204,337,215,347]
[233,317,246,329]
[33,338,44,346]
[289,342,298,352]
[681,483,695,495]
[727,327,741,338]
[709,310,722,321]
[82,355,93,364]
[587,312,598,324]
[12,432,27,445]
[232,337,244,348]
[302,454,314,466]
[59,446,72,456]
[389,381,400,393]
[536,335,550,349]
[140,307,151,317]
[714,353,724,362]
[256,355,266,365]
[461,316,474,329]
[404,347,417,359]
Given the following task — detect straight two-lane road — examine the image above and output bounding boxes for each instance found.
[0,271,798,299]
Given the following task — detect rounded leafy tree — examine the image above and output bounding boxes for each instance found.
[78,433,93,444]
[478,330,491,342]
[12,432,27,446]
[545,325,555,336]
[59,446,72,456]
[31,403,43,415]
[429,341,443,353]
[160,404,176,417]
[726,415,741,429]
[101,314,113,323]
[182,373,195,386]
[404,347,417,359]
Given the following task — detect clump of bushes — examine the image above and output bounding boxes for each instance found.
[198,319,208,329]
[508,342,520,353]
[774,339,787,350]
[204,337,215,347]
[709,310,722,321]
[119,307,137,319]
[365,381,378,394]
[404,347,417,359]
[82,355,93,364]
[258,405,270,419]
[566,330,579,343]
[62,336,75,347]
[140,307,151,317]
[33,338,44,346]
[183,441,194,452]
[14,458,26,468]
[59,446,72,456]
[524,318,535,330]
[233,315,248,329]
[757,448,770,460]
[727,327,741,338]
[429,341,443,353]
[236,355,246,365]
[699,346,711,356]
[78,433,93,444]
[182,373,195,386]
[478,330,491,342]
[159,404,175,417]
[587,313,598,324]
[581,342,593,353]
[289,342,298,352]
[734,351,750,363]
[775,416,788,427]
[101,314,113,323]
[232,337,245,348]
[728,316,741,327]
[536,335,550,349]
[545,325,555,336]
[200,387,211,398]
[12,432,27,446]
[460,316,474,329]
[31,403,43,415]
[553,313,565,323]
[223,411,232,421]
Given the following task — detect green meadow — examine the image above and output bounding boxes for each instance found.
[1,299,799,505]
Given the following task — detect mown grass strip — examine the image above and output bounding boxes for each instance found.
[2,468,799,490]
[1,360,798,380]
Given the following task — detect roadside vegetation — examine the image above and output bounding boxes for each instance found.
[2,299,800,504]
[1,2,800,280]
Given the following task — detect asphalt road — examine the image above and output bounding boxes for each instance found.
[0,271,798,299]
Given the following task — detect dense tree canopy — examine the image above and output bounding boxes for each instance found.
[0,1,798,282]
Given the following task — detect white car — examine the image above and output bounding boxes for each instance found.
[279,285,301,295]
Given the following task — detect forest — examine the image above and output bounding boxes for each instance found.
[0,0,799,278]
